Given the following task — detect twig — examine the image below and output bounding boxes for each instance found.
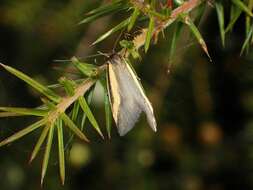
[131,0,203,50]
[47,79,95,124]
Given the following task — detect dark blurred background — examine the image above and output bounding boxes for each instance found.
[1,1,253,190]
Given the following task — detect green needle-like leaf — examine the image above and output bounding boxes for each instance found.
[0,107,48,117]
[215,2,225,47]
[85,0,124,16]
[71,101,80,122]
[104,90,112,139]
[245,0,253,53]
[64,85,95,151]
[145,16,155,53]
[57,119,65,185]
[0,112,23,117]
[225,5,242,33]
[79,96,104,139]
[92,18,130,45]
[41,124,54,186]
[79,0,127,25]
[48,79,84,89]
[0,64,60,103]
[29,125,50,163]
[169,22,183,61]
[100,77,112,139]
[240,23,253,55]
[128,7,140,31]
[183,15,211,61]
[80,86,95,130]
[0,119,47,147]
[61,113,89,142]
[232,0,253,17]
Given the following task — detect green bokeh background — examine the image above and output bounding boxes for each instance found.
[0,1,253,190]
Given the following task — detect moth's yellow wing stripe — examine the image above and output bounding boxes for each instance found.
[108,63,121,125]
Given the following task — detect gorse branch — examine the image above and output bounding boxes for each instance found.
[131,0,203,51]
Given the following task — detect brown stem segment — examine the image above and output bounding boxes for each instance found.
[130,0,203,50]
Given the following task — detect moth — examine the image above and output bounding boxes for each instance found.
[106,53,157,136]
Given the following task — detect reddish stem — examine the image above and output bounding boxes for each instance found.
[167,0,173,9]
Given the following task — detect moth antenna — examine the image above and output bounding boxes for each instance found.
[54,54,104,63]
[81,53,105,59]
[54,59,71,62]
[113,29,124,52]
[97,51,110,58]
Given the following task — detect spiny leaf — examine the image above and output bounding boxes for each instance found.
[71,101,80,122]
[92,18,130,45]
[245,0,253,53]
[85,0,124,16]
[0,118,47,147]
[145,16,155,53]
[169,22,183,61]
[232,0,253,17]
[80,86,95,130]
[0,63,60,103]
[29,125,50,163]
[57,119,65,185]
[79,96,104,139]
[183,15,211,61]
[79,0,127,25]
[225,5,242,33]
[240,23,253,55]
[215,2,225,47]
[64,86,95,151]
[41,124,54,186]
[61,113,89,142]
[104,89,112,139]
[47,79,84,89]
[0,112,22,117]
[0,107,48,117]
[100,77,112,139]
[128,7,140,31]
[71,57,97,77]
[193,3,206,26]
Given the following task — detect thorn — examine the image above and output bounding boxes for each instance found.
[40,176,45,187]
[28,156,34,165]
[98,130,105,140]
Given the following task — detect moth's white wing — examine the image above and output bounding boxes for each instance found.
[107,55,157,136]
[125,61,157,131]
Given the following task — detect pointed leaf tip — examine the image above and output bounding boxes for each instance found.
[79,96,104,139]
[29,125,50,163]
[0,119,46,147]
[61,113,90,142]
[57,120,65,186]
[41,124,54,186]
[0,63,60,103]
